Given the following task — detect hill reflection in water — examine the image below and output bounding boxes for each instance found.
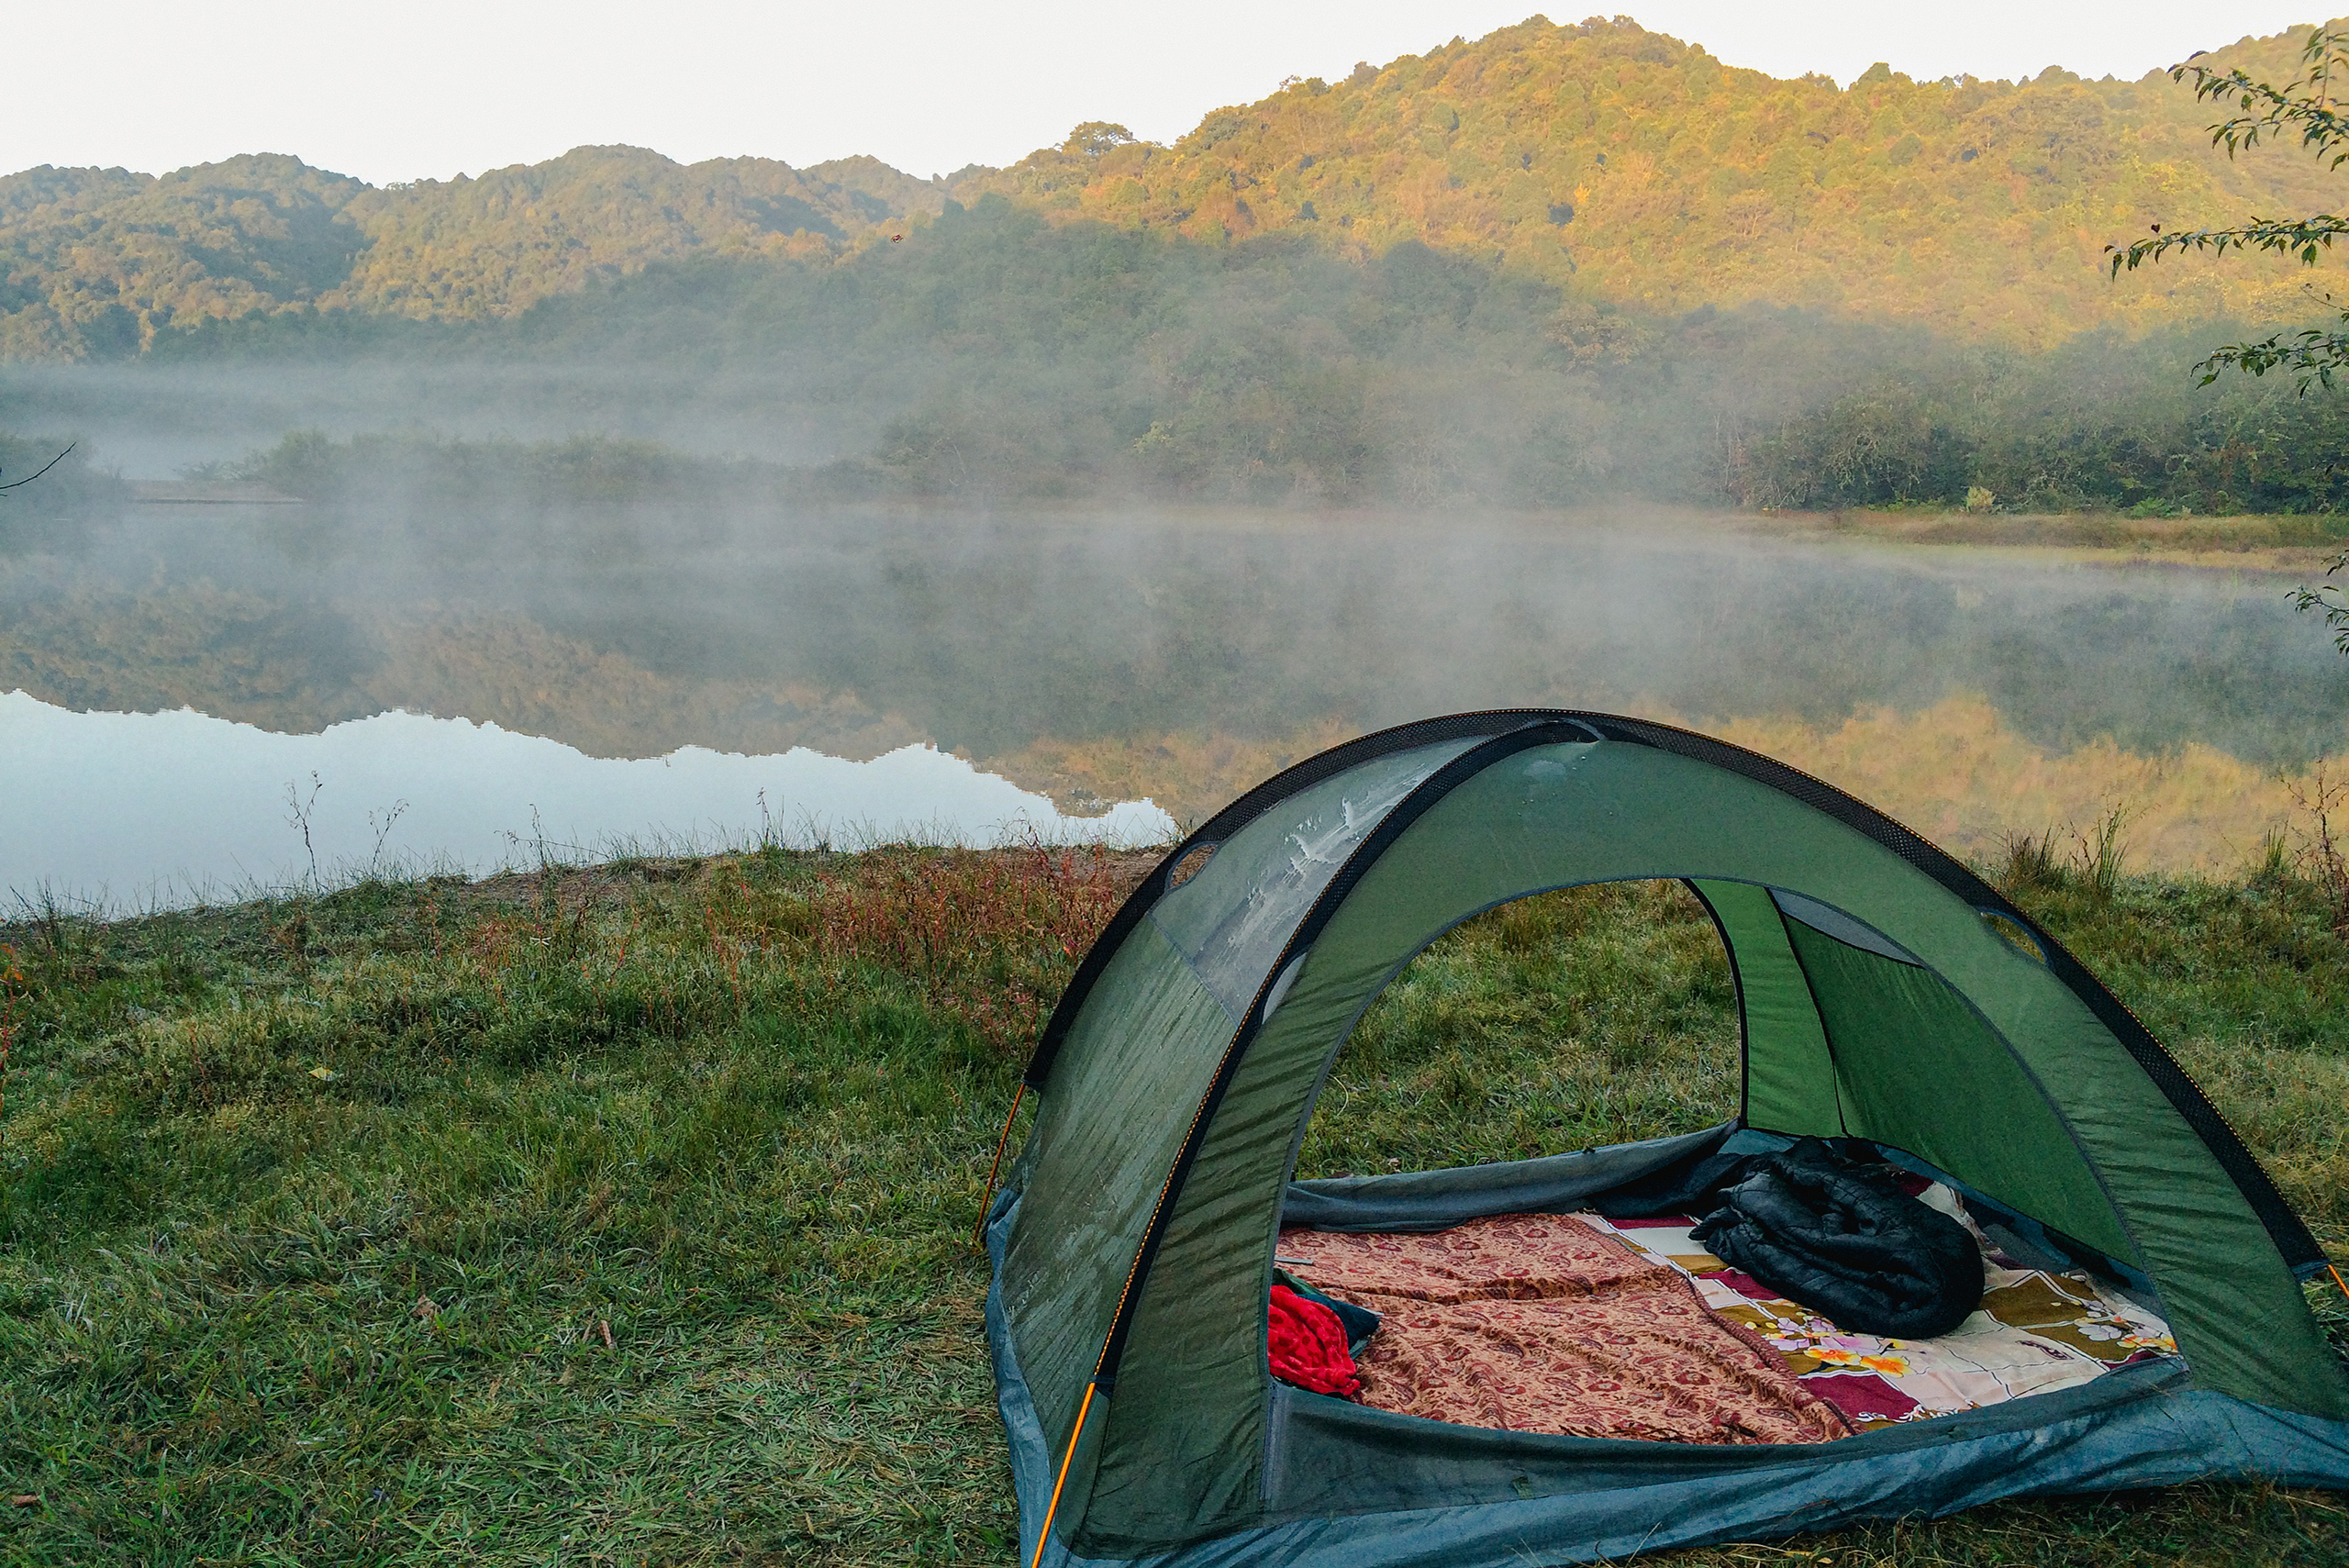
[0,695,1174,906]
[4,500,2341,900]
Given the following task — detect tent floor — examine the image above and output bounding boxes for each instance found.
[1275,1183,2176,1444]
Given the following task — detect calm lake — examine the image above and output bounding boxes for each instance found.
[4,498,2341,906]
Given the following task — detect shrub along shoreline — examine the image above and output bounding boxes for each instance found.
[0,845,2343,1564]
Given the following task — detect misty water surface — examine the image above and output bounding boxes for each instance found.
[0,695,1174,905]
[4,496,2342,903]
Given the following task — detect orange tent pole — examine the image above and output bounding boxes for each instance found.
[1028,1381,1097,1568]
[974,1082,1028,1247]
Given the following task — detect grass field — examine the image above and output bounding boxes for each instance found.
[2,842,2344,1565]
[1735,505,2349,564]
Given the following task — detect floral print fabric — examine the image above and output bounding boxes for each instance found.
[1273,1213,1853,1443]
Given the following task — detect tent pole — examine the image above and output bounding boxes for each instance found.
[2331,1262,2349,1305]
[974,1083,1028,1247]
[1029,1380,1096,1568]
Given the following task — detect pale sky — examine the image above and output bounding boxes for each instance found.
[0,4,2326,187]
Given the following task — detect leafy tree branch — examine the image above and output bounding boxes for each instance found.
[2107,27,2349,649]
[2109,27,2349,390]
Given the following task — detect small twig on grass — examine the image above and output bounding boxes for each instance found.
[0,441,75,494]
[367,799,409,877]
[284,773,323,888]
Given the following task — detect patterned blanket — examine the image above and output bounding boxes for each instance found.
[1272,1213,1853,1442]
[1590,1184,2175,1432]
[1276,1184,2174,1444]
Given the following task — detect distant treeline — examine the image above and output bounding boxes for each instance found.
[8,17,2348,519]
[128,195,2343,517]
[224,430,799,507]
[1732,332,2349,517]
[9,197,2348,517]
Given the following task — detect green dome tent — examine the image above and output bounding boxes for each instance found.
[983,710,2349,1567]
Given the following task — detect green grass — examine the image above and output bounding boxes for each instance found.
[1,850,2344,1565]
[1298,880,1742,1180]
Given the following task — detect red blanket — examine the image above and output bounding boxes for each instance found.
[1268,1284,1361,1396]
[1276,1214,1850,1443]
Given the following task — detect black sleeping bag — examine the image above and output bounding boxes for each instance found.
[1689,1140,1985,1340]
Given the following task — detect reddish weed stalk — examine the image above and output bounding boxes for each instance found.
[803,845,1123,1053]
[437,847,1128,1053]
[2288,761,2349,931]
[0,942,20,1122]
[704,899,746,1012]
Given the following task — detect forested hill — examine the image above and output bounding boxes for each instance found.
[0,150,952,357]
[969,17,2342,344]
[0,15,2342,361]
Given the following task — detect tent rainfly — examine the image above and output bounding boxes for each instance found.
[981,710,2349,1567]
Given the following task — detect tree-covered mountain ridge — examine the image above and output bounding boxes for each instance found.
[3,14,2342,360]
[969,16,2346,345]
[0,150,955,358]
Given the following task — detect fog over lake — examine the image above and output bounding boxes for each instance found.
[4,491,2341,906]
